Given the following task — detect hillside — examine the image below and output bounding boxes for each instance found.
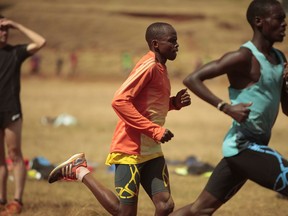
[1,0,287,78]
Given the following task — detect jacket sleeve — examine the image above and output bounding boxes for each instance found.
[112,68,165,142]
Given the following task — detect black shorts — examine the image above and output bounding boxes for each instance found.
[0,111,22,129]
[205,144,288,203]
[114,156,170,205]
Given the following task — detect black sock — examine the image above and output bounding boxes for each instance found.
[0,199,7,205]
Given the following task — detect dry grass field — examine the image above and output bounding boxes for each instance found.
[1,0,288,215]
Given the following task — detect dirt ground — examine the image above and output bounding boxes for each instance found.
[3,77,286,216]
[2,0,288,215]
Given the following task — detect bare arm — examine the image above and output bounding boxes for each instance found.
[0,18,46,54]
[183,49,252,123]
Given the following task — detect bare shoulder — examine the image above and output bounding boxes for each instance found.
[227,47,259,88]
[217,47,253,70]
[228,47,252,63]
[238,46,253,58]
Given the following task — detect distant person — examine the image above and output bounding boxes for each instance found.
[30,54,41,75]
[55,55,64,76]
[0,15,46,215]
[121,52,133,74]
[69,51,78,76]
[170,0,288,215]
[48,22,191,216]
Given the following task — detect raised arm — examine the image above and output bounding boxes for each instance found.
[0,18,46,54]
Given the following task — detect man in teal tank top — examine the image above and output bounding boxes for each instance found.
[171,0,288,215]
[223,40,285,157]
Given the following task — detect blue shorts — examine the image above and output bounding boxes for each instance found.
[205,144,288,202]
[114,156,170,205]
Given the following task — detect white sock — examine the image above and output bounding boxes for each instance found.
[76,167,90,182]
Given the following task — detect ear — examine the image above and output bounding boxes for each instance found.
[254,16,263,27]
[151,39,159,50]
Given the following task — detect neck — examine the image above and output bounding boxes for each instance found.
[251,37,274,55]
[155,52,166,65]
[251,39,279,64]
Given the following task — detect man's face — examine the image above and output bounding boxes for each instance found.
[261,4,286,42]
[156,27,179,61]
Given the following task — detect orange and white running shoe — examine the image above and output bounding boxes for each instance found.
[48,153,87,183]
[6,201,22,214]
[0,200,22,216]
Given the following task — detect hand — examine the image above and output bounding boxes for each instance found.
[160,129,174,143]
[173,88,191,109]
[223,102,252,123]
[0,18,17,30]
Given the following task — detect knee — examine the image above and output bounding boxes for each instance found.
[155,198,175,215]
[189,204,216,216]
[7,148,23,163]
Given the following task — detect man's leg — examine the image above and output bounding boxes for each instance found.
[0,129,8,206]
[5,119,26,203]
[170,158,246,216]
[48,154,139,216]
[141,157,174,216]
[152,192,174,216]
[82,173,138,216]
[170,190,222,216]
[231,144,288,195]
[82,163,140,215]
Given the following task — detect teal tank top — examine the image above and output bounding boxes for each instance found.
[222,41,284,157]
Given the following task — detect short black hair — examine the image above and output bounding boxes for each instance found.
[145,22,173,46]
[246,0,281,27]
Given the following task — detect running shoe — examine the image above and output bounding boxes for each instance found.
[0,199,7,214]
[0,204,5,213]
[0,200,22,215]
[48,153,87,183]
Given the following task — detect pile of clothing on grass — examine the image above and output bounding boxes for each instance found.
[166,155,214,177]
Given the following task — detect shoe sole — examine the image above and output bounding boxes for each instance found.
[48,152,85,183]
